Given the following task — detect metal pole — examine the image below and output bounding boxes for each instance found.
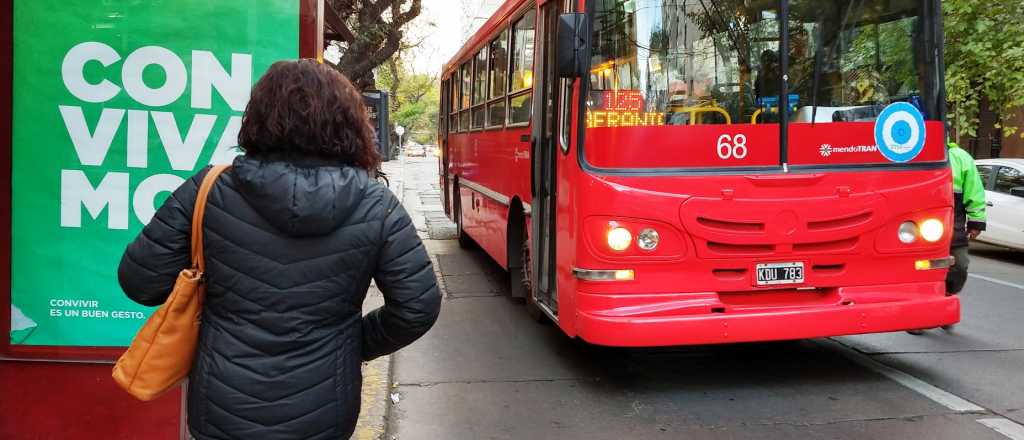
[779,0,790,172]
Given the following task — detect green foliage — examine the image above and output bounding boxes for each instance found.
[944,0,1024,138]
[376,60,440,145]
[843,19,916,98]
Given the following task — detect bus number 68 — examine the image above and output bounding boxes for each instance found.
[717,134,749,160]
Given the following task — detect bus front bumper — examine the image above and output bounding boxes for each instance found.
[574,281,959,347]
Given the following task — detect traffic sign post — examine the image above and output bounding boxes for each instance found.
[395,125,406,156]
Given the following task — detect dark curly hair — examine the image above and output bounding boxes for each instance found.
[238,60,380,170]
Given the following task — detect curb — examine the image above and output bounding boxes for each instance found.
[355,287,392,440]
[355,349,391,439]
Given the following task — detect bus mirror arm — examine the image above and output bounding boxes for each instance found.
[556,13,589,79]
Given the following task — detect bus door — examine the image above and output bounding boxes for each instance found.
[440,79,451,215]
[531,2,561,314]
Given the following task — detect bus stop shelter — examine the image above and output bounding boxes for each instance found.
[0,1,324,437]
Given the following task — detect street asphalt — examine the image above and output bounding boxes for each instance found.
[369,156,1024,440]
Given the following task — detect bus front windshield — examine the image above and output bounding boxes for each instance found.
[586,0,944,170]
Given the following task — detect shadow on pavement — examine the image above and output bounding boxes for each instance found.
[969,242,1023,264]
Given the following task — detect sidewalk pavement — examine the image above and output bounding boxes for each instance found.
[353,156,456,439]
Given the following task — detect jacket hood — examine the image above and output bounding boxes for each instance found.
[231,154,370,237]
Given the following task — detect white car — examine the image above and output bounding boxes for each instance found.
[404,145,426,157]
[975,158,1024,250]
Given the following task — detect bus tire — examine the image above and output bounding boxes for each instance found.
[520,231,545,323]
[507,204,526,302]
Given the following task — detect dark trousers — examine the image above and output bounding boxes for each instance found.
[947,245,970,295]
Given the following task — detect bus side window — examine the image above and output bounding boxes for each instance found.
[439,79,445,136]
[472,48,488,129]
[487,29,509,129]
[442,79,451,136]
[460,61,472,131]
[558,0,573,152]
[509,10,536,125]
[450,73,460,133]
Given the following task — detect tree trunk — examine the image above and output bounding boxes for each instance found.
[386,58,402,147]
[324,0,423,89]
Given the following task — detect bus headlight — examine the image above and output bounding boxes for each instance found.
[920,219,944,243]
[637,228,660,251]
[607,227,632,251]
[898,222,918,244]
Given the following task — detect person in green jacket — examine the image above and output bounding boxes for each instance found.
[947,141,987,294]
[910,142,986,335]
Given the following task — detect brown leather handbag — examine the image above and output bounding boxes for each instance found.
[113,165,230,401]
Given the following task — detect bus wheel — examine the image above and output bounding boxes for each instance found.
[519,233,545,323]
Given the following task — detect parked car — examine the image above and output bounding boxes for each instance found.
[404,144,426,157]
[974,158,1024,250]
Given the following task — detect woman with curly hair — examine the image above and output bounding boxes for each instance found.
[118,60,441,439]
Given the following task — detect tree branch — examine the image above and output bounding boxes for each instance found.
[327,0,423,89]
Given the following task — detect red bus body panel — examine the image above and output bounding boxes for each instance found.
[449,127,533,268]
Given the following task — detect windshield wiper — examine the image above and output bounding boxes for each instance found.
[810,23,824,126]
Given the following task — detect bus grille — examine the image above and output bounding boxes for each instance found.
[680,194,883,259]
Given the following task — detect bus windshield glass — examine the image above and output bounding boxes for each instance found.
[585,0,944,170]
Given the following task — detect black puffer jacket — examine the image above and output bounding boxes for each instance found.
[118,154,441,439]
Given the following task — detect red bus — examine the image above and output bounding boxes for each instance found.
[438,0,957,347]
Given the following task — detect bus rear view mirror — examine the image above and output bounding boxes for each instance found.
[557,13,589,78]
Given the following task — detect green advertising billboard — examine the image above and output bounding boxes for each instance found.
[10,1,301,346]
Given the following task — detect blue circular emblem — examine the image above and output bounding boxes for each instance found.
[874,102,926,163]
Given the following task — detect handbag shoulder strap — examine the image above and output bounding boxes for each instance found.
[191,165,231,272]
